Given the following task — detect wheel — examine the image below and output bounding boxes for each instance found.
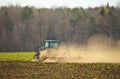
[33,55,39,60]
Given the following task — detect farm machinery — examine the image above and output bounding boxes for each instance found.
[33,40,59,61]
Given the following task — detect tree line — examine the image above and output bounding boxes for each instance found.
[0,4,120,51]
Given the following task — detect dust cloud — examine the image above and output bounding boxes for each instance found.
[40,35,120,63]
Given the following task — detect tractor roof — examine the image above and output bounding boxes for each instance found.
[44,40,59,42]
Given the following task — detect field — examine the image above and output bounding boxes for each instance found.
[0,52,120,79]
[0,52,34,61]
[0,62,120,79]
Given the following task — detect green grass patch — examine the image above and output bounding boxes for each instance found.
[0,52,34,61]
[0,62,120,79]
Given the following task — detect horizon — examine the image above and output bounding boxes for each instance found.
[0,0,119,9]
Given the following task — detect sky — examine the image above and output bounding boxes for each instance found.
[0,0,120,8]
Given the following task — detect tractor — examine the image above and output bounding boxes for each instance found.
[33,40,59,61]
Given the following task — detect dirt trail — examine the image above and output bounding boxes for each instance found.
[40,45,120,63]
[40,35,120,63]
[43,50,120,63]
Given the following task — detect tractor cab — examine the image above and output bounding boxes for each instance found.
[33,40,59,61]
[44,40,59,49]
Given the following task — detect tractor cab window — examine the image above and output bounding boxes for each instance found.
[49,42,58,48]
[44,40,59,48]
[45,41,49,48]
